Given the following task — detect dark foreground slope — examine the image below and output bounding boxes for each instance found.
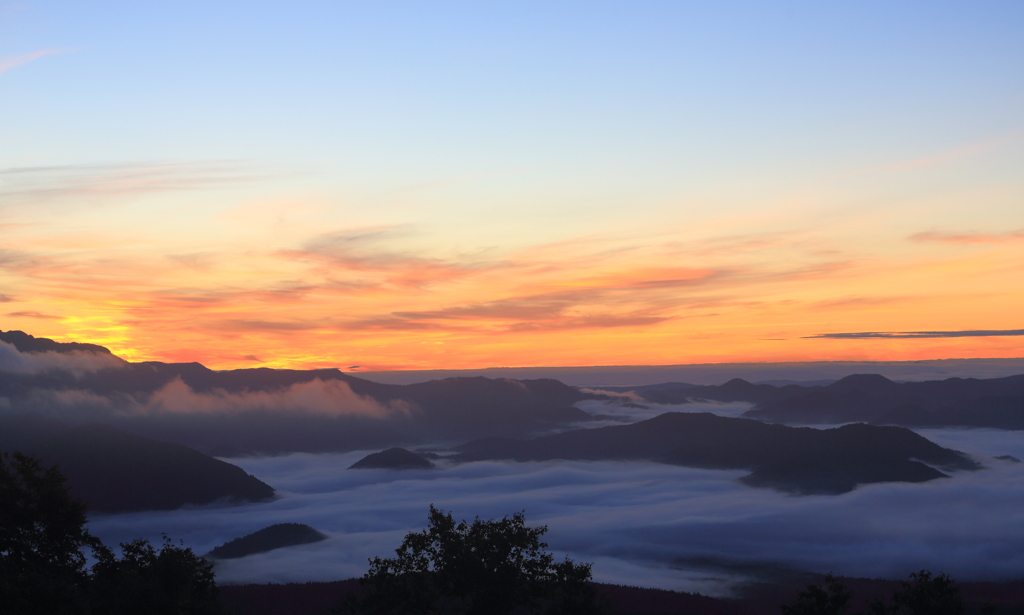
[218,576,1024,615]
[0,418,275,512]
[455,412,980,494]
[632,373,1024,429]
[208,524,327,560]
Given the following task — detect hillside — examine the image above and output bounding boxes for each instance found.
[208,524,327,560]
[454,412,980,494]
[14,423,276,512]
[349,447,435,469]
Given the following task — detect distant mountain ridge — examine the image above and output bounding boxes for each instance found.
[454,412,981,494]
[631,373,1024,429]
[0,329,113,354]
[0,331,600,453]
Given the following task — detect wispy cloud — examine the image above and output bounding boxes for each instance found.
[6,310,63,320]
[806,329,1024,340]
[0,161,280,210]
[909,229,1024,244]
[0,49,75,76]
[836,130,1024,180]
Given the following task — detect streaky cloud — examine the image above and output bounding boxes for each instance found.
[0,49,75,76]
[910,229,1024,244]
[805,329,1024,340]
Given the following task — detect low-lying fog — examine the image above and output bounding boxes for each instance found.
[86,401,1024,597]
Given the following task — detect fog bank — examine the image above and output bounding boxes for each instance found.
[86,427,1024,597]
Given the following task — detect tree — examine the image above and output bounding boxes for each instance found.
[342,505,605,615]
[869,570,965,615]
[781,573,853,615]
[0,451,99,615]
[0,451,221,615]
[90,536,221,615]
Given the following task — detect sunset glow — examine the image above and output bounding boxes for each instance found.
[2,2,1022,369]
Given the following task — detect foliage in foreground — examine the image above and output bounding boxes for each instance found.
[0,451,221,615]
[782,569,988,615]
[340,504,606,615]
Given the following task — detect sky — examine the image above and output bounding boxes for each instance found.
[2,1,1023,370]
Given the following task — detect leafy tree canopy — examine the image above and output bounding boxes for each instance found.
[0,451,221,615]
[342,504,605,615]
[870,570,966,615]
[782,573,853,615]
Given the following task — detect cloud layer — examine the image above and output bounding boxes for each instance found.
[85,428,1024,597]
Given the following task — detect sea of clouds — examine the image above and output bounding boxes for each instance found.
[85,416,1024,597]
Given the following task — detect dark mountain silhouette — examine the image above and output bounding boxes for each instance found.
[0,329,114,354]
[454,413,980,494]
[631,372,1024,429]
[207,523,327,560]
[3,422,275,512]
[349,447,435,470]
[640,378,810,405]
[0,331,600,453]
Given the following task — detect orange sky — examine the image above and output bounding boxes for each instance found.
[2,143,1022,370]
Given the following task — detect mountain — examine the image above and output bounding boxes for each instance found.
[3,421,276,512]
[454,412,980,495]
[0,330,113,354]
[0,331,600,453]
[630,373,1024,429]
[207,524,327,560]
[349,448,435,470]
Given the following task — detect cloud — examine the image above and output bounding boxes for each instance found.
[7,375,407,420]
[6,310,62,320]
[0,49,74,76]
[167,253,217,269]
[84,427,1024,596]
[836,130,1024,180]
[0,161,278,210]
[0,340,125,375]
[812,296,907,309]
[387,289,674,333]
[805,329,1024,340]
[0,294,13,303]
[138,378,408,418]
[280,228,508,289]
[909,229,1024,244]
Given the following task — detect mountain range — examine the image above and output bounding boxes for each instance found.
[0,329,1015,500]
[629,373,1023,429]
[454,412,981,494]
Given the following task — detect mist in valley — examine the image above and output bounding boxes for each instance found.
[84,408,1024,597]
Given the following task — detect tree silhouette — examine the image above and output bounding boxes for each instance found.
[0,451,99,614]
[341,505,604,615]
[781,573,853,615]
[869,570,965,615]
[0,451,221,615]
[90,535,221,615]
